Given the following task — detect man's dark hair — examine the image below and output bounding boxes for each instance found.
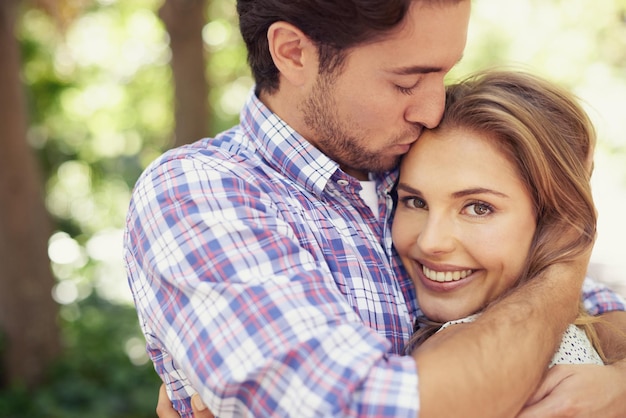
[237,0,415,94]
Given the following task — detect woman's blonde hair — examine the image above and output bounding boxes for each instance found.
[406,69,608,360]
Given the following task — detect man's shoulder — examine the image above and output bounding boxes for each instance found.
[133,127,285,202]
[174,124,253,160]
[147,125,259,173]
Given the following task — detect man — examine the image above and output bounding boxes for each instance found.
[126,0,626,416]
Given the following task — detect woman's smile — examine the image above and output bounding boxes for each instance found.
[413,260,479,294]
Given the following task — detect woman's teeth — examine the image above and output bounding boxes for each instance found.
[422,265,472,282]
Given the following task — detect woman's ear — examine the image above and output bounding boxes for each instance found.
[267,21,317,88]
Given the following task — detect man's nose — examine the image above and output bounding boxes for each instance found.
[404,80,446,129]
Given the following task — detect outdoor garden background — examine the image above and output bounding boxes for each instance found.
[1,0,625,416]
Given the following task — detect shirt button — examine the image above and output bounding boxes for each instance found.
[337,179,349,186]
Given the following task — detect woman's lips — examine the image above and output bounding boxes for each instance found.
[416,262,477,292]
[422,265,473,282]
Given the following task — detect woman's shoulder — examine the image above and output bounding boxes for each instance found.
[437,314,481,333]
[549,324,603,367]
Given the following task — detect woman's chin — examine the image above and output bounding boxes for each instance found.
[421,307,472,324]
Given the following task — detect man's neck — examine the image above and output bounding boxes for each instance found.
[260,89,370,181]
[342,168,369,181]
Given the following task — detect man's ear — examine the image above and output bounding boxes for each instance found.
[267,21,317,87]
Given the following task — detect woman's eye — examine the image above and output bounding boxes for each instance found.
[401,196,426,209]
[465,202,493,216]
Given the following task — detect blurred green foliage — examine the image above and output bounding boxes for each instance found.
[0,296,160,418]
[2,0,250,415]
[2,0,625,416]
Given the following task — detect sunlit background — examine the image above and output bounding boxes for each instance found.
[3,0,625,416]
[32,0,626,374]
[42,0,626,311]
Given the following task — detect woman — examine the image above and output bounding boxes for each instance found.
[393,69,606,364]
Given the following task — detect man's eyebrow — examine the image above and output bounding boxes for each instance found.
[389,55,465,76]
[389,65,443,76]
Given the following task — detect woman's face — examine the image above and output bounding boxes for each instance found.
[392,128,537,322]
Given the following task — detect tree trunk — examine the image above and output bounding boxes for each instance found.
[159,0,211,147]
[0,0,61,388]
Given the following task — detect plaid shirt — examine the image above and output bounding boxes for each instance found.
[125,91,625,417]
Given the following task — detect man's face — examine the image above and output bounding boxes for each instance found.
[300,1,470,179]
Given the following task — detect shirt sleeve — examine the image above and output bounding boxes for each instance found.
[125,155,419,417]
[582,276,626,315]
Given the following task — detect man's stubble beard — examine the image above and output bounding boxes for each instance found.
[301,74,402,175]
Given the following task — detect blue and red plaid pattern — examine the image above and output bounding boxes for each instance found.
[125,90,624,417]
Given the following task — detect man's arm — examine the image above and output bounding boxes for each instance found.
[155,295,626,418]
[582,278,626,316]
[517,310,626,417]
[413,258,586,418]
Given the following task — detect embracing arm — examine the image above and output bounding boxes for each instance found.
[514,276,626,417]
[516,311,626,417]
[156,384,213,418]
[412,257,587,418]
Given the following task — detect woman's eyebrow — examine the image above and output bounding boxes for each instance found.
[452,188,509,199]
[398,183,509,199]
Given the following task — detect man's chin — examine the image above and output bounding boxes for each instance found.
[368,156,402,174]
[340,154,401,177]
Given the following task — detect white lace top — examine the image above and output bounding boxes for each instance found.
[439,314,603,367]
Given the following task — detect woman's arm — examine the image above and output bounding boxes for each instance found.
[156,384,213,418]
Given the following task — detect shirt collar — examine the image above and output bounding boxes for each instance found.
[240,89,399,196]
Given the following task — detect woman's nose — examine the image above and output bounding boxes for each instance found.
[416,213,456,255]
